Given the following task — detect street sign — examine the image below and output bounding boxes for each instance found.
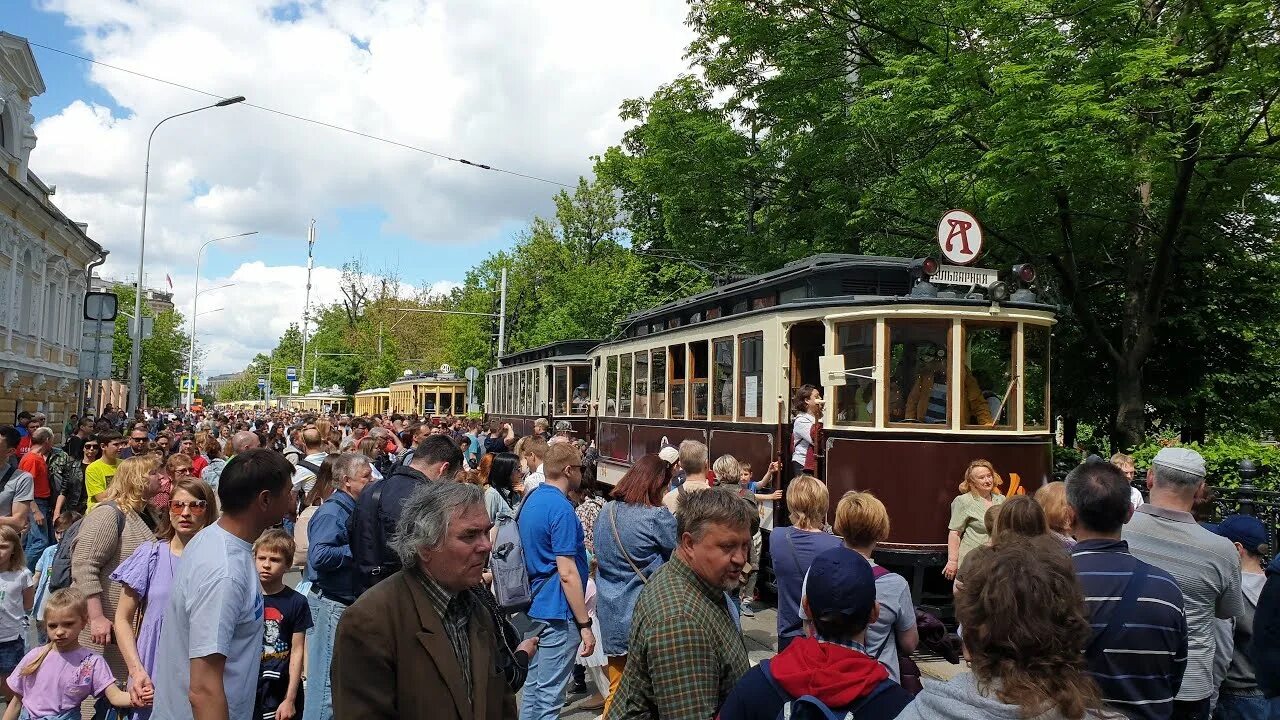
[180,376,196,391]
[80,330,113,354]
[83,292,118,321]
[290,380,300,395]
[464,366,479,381]
[79,316,114,380]
[937,209,983,265]
[257,376,267,390]
[286,366,297,382]
[77,348,112,380]
[131,316,154,341]
[932,264,998,288]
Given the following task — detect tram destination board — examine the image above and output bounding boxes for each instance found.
[932,264,998,288]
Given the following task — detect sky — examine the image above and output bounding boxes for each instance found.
[8,0,693,378]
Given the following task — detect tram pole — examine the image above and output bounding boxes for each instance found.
[498,267,507,357]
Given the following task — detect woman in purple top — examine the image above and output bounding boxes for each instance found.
[109,478,219,718]
[769,474,843,652]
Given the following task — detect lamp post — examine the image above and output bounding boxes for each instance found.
[184,231,256,408]
[129,95,245,416]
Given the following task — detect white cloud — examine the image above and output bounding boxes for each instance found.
[26,0,692,377]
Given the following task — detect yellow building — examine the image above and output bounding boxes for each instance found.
[0,33,109,437]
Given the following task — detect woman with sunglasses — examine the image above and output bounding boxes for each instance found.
[76,440,101,514]
[110,477,219,718]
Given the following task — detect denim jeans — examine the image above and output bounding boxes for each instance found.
[302,592,346,720]
[1212,693,1271,720]
[23,498,53,570]
[520,619,579,720]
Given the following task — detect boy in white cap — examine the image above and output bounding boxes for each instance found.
[1124,447,1245,720]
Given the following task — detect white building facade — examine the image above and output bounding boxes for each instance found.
[0,32,109,436]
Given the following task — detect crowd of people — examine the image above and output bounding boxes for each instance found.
[0,403,1277,720]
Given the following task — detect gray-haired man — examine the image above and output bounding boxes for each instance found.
[332,482,535,720]
[1123,447,1245,720]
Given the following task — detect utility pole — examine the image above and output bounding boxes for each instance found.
[498,266,507,357]
[300,220,315,388]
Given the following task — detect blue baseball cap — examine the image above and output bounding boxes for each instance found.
[1208,514,1270,555]
[802,546,876,622]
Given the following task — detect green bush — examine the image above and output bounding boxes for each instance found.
[1129,434,1280,491]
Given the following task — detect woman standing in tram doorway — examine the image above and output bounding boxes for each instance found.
[790,385,824,479]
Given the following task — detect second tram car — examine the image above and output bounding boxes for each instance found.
[486,340,596,437]
[389,370,469,419]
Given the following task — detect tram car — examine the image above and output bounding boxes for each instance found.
[389,369,469,419]
[585,253,1054,605]
[485,339,597,437]
[279,387,353,415]
[353,387,391,417]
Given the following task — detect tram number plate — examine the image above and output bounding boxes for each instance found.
[933,265,998,288]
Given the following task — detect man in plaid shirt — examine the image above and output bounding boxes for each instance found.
[606,487,753,719]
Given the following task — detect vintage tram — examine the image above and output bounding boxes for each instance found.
[278,387,352,414]
[575,253,1054,606]
[388,370,470,418]
[353,387,391,416]
[485,339,596,437]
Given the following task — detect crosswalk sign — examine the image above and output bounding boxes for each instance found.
[180,376,195,391]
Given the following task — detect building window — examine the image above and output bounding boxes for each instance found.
[738,334,764,420]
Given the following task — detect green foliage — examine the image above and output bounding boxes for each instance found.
[1130,434,1280,491]
[108,284,190,407]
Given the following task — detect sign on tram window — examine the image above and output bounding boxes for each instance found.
[650,350,667,418]
[961,321,1016,428]
[689,340,710,420]
[711,337,734,421]
[606,356,619,416]
[634,352,649,418]
[835,322,875,426]
[1024,325,1050,429]
[619,354,633,417]
[890,319,951,426]
[739,333,764,420]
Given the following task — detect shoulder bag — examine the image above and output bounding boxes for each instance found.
[608,503,649,584]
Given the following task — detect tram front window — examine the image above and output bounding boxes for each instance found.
[555,367,568,415]
[890,319,951,425]
[606,356,619,415]
[1024,325,1050,429]
[570,365,591,416]
[835,321,875,425]
[962,321,1015,428]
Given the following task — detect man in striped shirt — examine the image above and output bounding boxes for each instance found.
[1067,459,1188,719]
[1123,448,1244,720]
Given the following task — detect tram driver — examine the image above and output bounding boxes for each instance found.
[572,383,591,413]
[903,343,993,426]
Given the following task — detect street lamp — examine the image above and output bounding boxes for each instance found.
[129,95,246,416]
[184,281,238,407]
[184,230,256,407]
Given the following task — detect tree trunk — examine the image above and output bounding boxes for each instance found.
[1114,361,1145,451]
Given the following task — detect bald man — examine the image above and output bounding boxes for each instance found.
[231,430,261,455]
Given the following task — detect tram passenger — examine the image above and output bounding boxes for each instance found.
[790,385,824,479]
[571,384,591,413]
[942,460,1006,581]
[902,344,993,425]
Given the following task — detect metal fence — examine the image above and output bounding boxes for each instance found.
[1132,460,1279,552]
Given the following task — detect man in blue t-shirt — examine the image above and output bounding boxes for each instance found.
[517,443,594,720]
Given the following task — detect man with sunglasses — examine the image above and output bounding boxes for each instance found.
[120,427,150,460]
[86,431,126,511]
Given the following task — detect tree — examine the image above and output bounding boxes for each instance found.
[108,284,191,407]
[600,0,1280,448]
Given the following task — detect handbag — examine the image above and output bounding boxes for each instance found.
[869,564,926,695]
[608,503,649,584]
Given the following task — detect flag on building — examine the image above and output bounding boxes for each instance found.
[165,273,173,289]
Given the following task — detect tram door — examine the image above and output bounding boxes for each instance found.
[788,321,825,395]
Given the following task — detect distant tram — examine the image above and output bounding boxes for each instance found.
[389,370,470,418]
[486,340,596,437]
[354,388,391,416]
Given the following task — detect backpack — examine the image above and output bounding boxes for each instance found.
[760,659,896,719]
[48,502,125,592]
[490,487,535,613]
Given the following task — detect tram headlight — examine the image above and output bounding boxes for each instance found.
[1013,263,1036,283]
[909,257,940,279]
[987,281,1011,302]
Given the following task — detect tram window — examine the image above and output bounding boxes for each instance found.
[606,356,619,416]
[651,350,667,418]
[570,365,591,415]
[669,344,686,419]
[554,367,569,416]
[619,354,634,416]
[739,333,764,420]
[425,391,437,415]
[634,351,649,418]
[440,392,453,414]
[962,321,1015,428]
[455,392,465,413]
[690,340,709,420]
[711,337,734,420]
[1024,325,1050,429]
[834,321,876,426]
[889,319,951,425]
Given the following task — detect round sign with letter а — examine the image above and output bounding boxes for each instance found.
[937,209,984,265]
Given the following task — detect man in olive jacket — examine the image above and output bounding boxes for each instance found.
[332,481,533,720]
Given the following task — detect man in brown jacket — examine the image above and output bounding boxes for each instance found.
[331,481,534,719]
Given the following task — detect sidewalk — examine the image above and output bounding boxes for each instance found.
[559,604,965,718]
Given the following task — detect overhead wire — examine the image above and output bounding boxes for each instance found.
[27,40,574,188]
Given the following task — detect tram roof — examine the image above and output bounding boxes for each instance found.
[615,253,1053,338]
[497,338,601,367]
